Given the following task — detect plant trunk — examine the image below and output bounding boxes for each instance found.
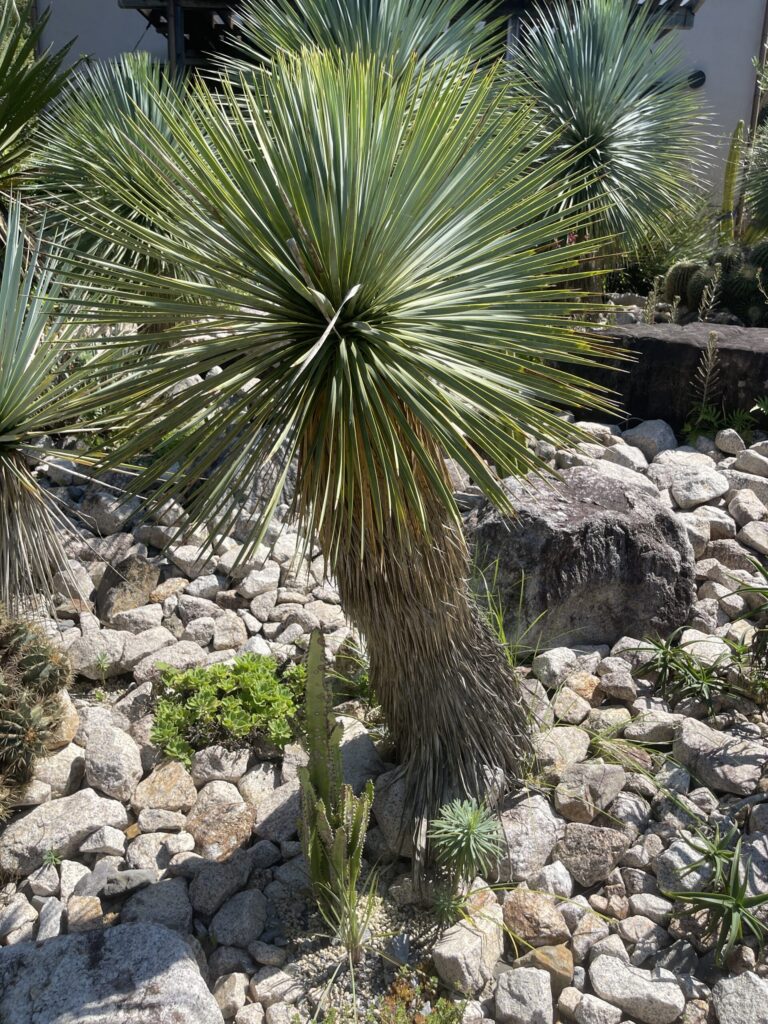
[328,498,532,857]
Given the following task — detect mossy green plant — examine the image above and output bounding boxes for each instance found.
[150,653,301,764]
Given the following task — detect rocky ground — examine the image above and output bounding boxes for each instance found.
[1,416,768,1024]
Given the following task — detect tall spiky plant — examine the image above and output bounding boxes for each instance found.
[0,0,72,197]
[299,629,374,955]
[509,0,707,258]
[37,51,189,276]
[0,200,116,613]
[52,54,619,846]
[222,0,504,78]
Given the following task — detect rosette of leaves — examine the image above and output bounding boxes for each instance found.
[150,654,299,764]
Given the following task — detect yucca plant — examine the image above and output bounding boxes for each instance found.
[509,0,706,258]
[53,53,618,841]
[0,199,115,612]
[0,0,72,198]
[743,123,768,236]
[668,837,768,966]
[37,51,189,279]
[222,0,504,78]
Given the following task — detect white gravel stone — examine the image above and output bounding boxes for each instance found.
[169,544,219,577]
[110,604,164,633]
[728,488,768,527]
[673,717,766,795]
[84,724,143,802]
[622,421,677,460]
[601,445,648,472]
[0,789,128,875]
[79,825,126,856]
[494,967,553,1024]
[715,428,745,455]
[213,610,248,651]
[734,448,768,477]
[532,648,579,687]
[713,972,768,1024]
[588,955,685,1024]
[496,795,564,882]
[739,519,768,554]
[132,640,207,684]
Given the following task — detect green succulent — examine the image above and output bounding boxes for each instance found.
[428,798,503,887]
[0,695,55,778]
[0,611,72,792]
[151,653,299,764]
[664,261,702,305]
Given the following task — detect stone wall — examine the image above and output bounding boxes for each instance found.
[581,323,768,429]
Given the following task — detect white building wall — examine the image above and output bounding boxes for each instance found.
[36,0,167,66]
[675,0,767,190]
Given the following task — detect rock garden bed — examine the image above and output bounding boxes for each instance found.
[2,417,768,1024]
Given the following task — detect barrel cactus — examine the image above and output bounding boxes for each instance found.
[687,268,715,312]
[664,261,701,304]
[722,264,761,318]
[0,614,72,817]
[750,239,768,270]
[709,246,744,275]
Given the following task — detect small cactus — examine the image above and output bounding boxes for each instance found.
[750,239,768,269]
[722,264,762,318]
[687,267,714,311]
[0,695,55,778]
[664,261,701,304]
[709,246,743,275]
[0,611,72,819]
[299,630,373,930]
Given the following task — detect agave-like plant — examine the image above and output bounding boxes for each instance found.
[0,200,114,613]
[57,53,618,839]
[0,0,72,196]
[509,0,707,255]
[37,51,189,275]
[222,0,504,77]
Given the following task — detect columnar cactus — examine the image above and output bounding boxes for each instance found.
[298,630,373,938]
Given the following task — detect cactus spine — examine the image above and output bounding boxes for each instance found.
[299,629,373,935]
[664,261,701,304]
[0,613,72,818]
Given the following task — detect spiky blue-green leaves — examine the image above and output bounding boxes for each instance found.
[222,0,504,78]
[428,798,503,887]
[0,0,72,191]
[50,51,617,563]
[509,0,707,253]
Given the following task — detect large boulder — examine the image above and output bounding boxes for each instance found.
[0,923,223,1024]
[470,466,695,646]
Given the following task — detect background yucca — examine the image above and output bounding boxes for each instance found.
[221,0,504,78]
[0,200,116,612]
[509,0,707,258]
[0,0,72,199]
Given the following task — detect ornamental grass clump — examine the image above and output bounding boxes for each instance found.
[46,51,618,850]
